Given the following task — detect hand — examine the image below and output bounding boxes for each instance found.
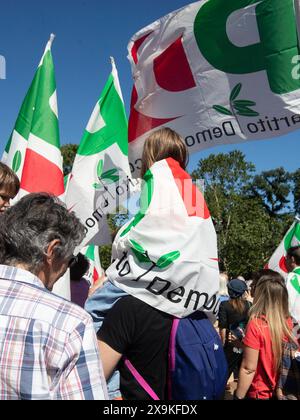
[228,332,243,347]
[276,388,284,400]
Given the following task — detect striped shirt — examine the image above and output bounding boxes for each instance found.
[0,265,108,400]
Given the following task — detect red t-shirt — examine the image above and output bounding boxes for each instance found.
[243,317,293,400]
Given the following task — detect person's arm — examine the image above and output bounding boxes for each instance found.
[218,303,228,345]
[98,340,123,381]
[235,345,259,399]
[97,296,136,383]
[220,328,227,345]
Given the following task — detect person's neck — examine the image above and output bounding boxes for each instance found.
[15,263,47,288]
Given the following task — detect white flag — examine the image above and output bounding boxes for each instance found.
[66,59,137,247]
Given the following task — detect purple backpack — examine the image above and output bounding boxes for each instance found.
[125,312,228,400]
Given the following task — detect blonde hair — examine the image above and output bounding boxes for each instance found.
[219,272,229,296]
[250,271,295,373]
[141,128,188,178]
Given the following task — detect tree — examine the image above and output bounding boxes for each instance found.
[222,196,291,276]
[192,151,293,277]
[61,144,78,176]
[99,207,130,271]
[192,151,254,273]
[291,169,300,215]
[249,168,291,217]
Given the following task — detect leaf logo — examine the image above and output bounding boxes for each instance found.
[93,159,120,190]
[213,83,259,128]
[129,239,181,282]
[12,150,22,173]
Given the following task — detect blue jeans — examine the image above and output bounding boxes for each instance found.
[85,280,127,399]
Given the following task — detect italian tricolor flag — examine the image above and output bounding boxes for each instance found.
[82,245,103,285]
[2,35,67,299]
[266,218,300,279]
[2,34,64,199]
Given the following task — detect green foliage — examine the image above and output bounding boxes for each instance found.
[99,245,113,272]
[249,168,291,216]
[100,208,130,271]
[192,151,294,278]
[61,144,78,176]
[290,169,300,215]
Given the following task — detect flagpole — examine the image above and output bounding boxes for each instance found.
[49,33,56,46]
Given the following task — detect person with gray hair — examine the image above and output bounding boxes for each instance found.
[0,193,108,400]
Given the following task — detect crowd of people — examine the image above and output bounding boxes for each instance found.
[0,128,299,400]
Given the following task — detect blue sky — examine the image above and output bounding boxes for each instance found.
[0,0,299,175]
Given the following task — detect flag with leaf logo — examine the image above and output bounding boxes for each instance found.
[267,218,300,326]
[266,218,300,278]
[287,266,300,329]
[65,58,133,247]
[82,245,103,285]
[107,158,220,319]
[127,0,300,174]
[2,34,64,199]
[1,35,67,299]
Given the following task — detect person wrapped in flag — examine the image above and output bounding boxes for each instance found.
[86,127,220,400]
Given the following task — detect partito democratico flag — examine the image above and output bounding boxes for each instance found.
[65,58,136,247]
[266,217,300,279]
[2,34,64,200]
[107,158,220,319]
[127,0,300,176]
[267,217,300,330]
[2,35,67,299]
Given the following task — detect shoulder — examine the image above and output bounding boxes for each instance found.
[31,288,93,333]
[111,295,163,316]
[247,317,267,329]
[220,300,231,310]
[244,318,268,340]
[106,296,173,326]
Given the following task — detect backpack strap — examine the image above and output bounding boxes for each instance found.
[168,318,180,399]
[124,359,160,400]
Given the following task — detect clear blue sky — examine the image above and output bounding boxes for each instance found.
[0,0,299,175]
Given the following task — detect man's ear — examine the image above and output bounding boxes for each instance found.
[45,239,61,264]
